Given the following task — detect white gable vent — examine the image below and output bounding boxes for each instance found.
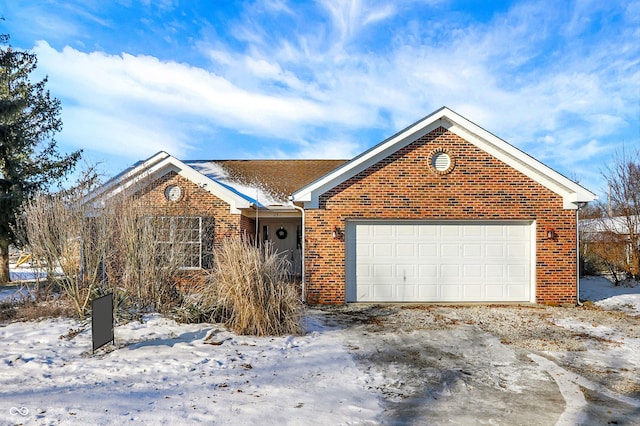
[430,149,454,174]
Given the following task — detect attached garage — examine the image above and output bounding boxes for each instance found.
[346,221,535,303]
[293,107,597,305]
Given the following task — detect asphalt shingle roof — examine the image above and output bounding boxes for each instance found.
[209,159,348,197]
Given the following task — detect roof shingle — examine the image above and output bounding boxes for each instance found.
[210,160,347,197]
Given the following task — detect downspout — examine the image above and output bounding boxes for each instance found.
[576,202,586,306]
[250,202,259,246]
[291,199,306,303]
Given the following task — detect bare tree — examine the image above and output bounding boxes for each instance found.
[582,148,640,282]
[20,168,106,317]
[19,170,210,318]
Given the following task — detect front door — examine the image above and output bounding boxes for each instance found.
[260,219,302,277]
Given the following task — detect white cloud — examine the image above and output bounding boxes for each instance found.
[26,0,638,196]
[61,107,190,159]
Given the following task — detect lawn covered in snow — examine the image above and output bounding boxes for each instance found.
[0,276,638,425]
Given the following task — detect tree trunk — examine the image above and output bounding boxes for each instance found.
[0,235,10,285]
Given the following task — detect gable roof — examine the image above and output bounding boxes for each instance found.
[85,152,347,213]
[292,106,598,209]
[580,215,640,236]
[84,152,256,213]
[186,160,347,197]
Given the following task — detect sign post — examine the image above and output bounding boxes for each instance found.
[91,293,114,353]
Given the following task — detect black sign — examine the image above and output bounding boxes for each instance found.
[92,293,114,352]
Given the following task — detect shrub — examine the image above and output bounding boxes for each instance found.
[179,236,303,336]
[19,171,197,319]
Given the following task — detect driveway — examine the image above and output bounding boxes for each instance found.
[316,304,640,425]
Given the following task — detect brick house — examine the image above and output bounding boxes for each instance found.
[88,107,597,305]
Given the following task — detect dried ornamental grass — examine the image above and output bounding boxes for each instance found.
[212,237,303,336]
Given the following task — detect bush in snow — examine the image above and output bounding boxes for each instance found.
[178,236,303,336]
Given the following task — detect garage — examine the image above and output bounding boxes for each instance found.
[346,221,534,303]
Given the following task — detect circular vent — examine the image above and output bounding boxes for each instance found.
[429,149,454,174]
[431,152,451,171]
[164,185,182,201]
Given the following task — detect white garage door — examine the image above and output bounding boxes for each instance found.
[346,221,534,303]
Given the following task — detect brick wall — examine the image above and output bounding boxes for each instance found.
[127,171,255,285]
[304,127,577,305]
[133,171,254,242]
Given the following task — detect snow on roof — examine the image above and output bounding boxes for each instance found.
[580,216,640,235]
[185,160,287,207]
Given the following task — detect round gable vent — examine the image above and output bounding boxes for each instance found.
[164,185,183,202]
[429,149,454,174]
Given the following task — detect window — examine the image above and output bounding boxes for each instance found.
[149,216,203,270]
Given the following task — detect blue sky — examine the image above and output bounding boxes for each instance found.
[1,0,638,198]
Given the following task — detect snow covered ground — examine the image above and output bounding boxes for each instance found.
[0,276,638,425]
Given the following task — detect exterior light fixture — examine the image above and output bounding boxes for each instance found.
[332,226,343,240]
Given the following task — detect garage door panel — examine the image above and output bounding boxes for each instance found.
[485,284,505,298]
[463,284,482,298]
[373,264,393,278]
[397,226,417,237]
[396,244,415,257]
[347,221,533,303]
[485,226,505,238]
[463,244,482,257]
[507,226,526,237]
[357,243,370,257]
[373,284,394,298]
[463,264,482,278]
[357,283,371,299]
[357,263,371,278]
[441,244,460,257]
[373,243,392,256]
[507,264,527,280]
[508,284,527,298]
[463,226,482,237]
[418,226,438,237]
[507,243,527,257]
[485,244,504,257]
[441,264,460,277]
[441,226,461,237]
[441,285,460,299]
[397,284,416,299]
[356,225,372,238]
[418,264,438,278]
[419,244,438,256]
[486,264,504,278]
[373,225,393,237]
[396,265,416,279]
[418,285,439,298]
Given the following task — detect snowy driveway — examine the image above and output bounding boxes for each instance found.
[324,303,640,425]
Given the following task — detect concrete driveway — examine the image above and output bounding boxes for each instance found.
[318,304,640,425]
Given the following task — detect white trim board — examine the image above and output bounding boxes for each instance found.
[293,107,597,209]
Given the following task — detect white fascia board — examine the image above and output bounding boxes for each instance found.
[83,151,171,207]
[293,113,448,208]
[442,110,597,208]
[294,106,597,210]
[169,158,252,214]
[87,152,251,214]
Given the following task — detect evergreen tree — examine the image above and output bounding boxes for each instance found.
[0,34,81,284]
